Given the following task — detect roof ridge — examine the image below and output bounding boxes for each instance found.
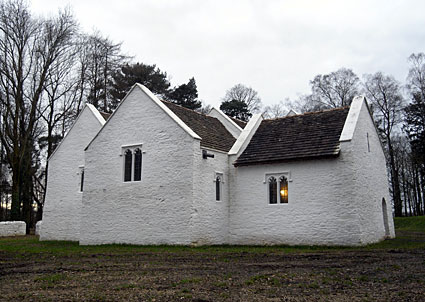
[160,99,210,118]
[264,106,350,121]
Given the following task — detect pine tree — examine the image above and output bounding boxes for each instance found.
[167,77,201,110]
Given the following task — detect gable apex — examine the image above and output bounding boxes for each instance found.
[135,84,201,141]
[84,84,201,151]
[48,104,105,161]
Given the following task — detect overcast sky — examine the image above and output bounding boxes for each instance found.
[31,0,425,108]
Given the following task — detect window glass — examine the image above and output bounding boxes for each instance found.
[279,176,288,203]
[80,169,84,192]
[216,175,221,201]
[269,176,277,204]
[134,148,142,181]
[124,149,132,182]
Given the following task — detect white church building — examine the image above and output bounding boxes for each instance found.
[40,84,395,246]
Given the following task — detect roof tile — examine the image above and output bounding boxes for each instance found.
[162,101,236,152]
[234,107,349,166]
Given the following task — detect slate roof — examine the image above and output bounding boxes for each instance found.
[162,101,236,152]
[234,107,350,166]
[230,117,247,129]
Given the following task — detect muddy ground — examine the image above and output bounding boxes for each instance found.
[1,244,424,302]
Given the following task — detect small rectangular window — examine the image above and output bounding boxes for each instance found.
[215,175,221,201]
[80,168,84,192]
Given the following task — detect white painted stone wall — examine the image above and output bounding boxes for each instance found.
[40,105,105,241]
[191,148,229,245]
[208,108,242,138]
[228,99,394,246]
[80,86,197,245]
[35,221,42,236]
[0,221,26,236]
[346,100,395,242]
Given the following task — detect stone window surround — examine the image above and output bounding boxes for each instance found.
[264,171,292,205]
[121,143,145,183]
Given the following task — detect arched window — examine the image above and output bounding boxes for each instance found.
[279,176,288,203]
[124,149,132,182]
[134,148,142,181]
[216,175,221,201]
[269,176,277,204]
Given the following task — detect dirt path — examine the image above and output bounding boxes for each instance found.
[1,248,424,301]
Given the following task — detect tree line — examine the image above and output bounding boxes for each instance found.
[1,0,424,232]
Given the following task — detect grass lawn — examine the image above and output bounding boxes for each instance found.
[0,216,424,301]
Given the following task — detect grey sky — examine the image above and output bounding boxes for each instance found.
[31,0,425,108]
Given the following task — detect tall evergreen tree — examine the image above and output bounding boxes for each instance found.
[167,77,201,110]
[220,99,252,122]
[110,63,170,108]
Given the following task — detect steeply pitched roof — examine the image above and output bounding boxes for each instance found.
[162,101,236,152]
[230,117,247,129]
[234,107,350,166]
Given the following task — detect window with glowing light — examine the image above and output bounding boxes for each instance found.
[267,174,289,204]
[279,176,288,203]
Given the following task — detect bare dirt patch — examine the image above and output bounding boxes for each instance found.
[1,247,424,301]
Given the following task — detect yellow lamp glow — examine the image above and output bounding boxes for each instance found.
[280,189,287,197]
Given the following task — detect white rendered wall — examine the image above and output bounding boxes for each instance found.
[346,101,395,243]
[228,101,394,246]
[208,108,242,138]
[228,156,362,246]
[80,87,197,245]
[41,106,104,241]
[0,221,26,236]
[191,148,229,245]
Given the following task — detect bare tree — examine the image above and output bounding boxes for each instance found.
[309,68,360,109]
[223,84,262,114]
[0,0,76,231]
[81,32,130,112]
[363,72,405,216]
[263,99,289,119]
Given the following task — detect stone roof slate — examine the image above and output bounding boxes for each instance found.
[234,107,350,166]
[162,101,236,152]
[230,117,247,129]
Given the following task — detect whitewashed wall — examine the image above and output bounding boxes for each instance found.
[346,101,395,243]
[228,156,363,245]
[41,106,104,241]
[0,221,26,236]
[191,148,229,245]
[80,87,197,245]
[228,99,394,246]
[208,108,242,138]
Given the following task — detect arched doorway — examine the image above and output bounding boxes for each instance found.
[382,198,390,237]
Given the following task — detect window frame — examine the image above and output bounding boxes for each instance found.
[121,144,144,183]
[264,172,291,205]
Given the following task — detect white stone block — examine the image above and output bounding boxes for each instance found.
[35,220,42,236]
[0,221,26,236]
